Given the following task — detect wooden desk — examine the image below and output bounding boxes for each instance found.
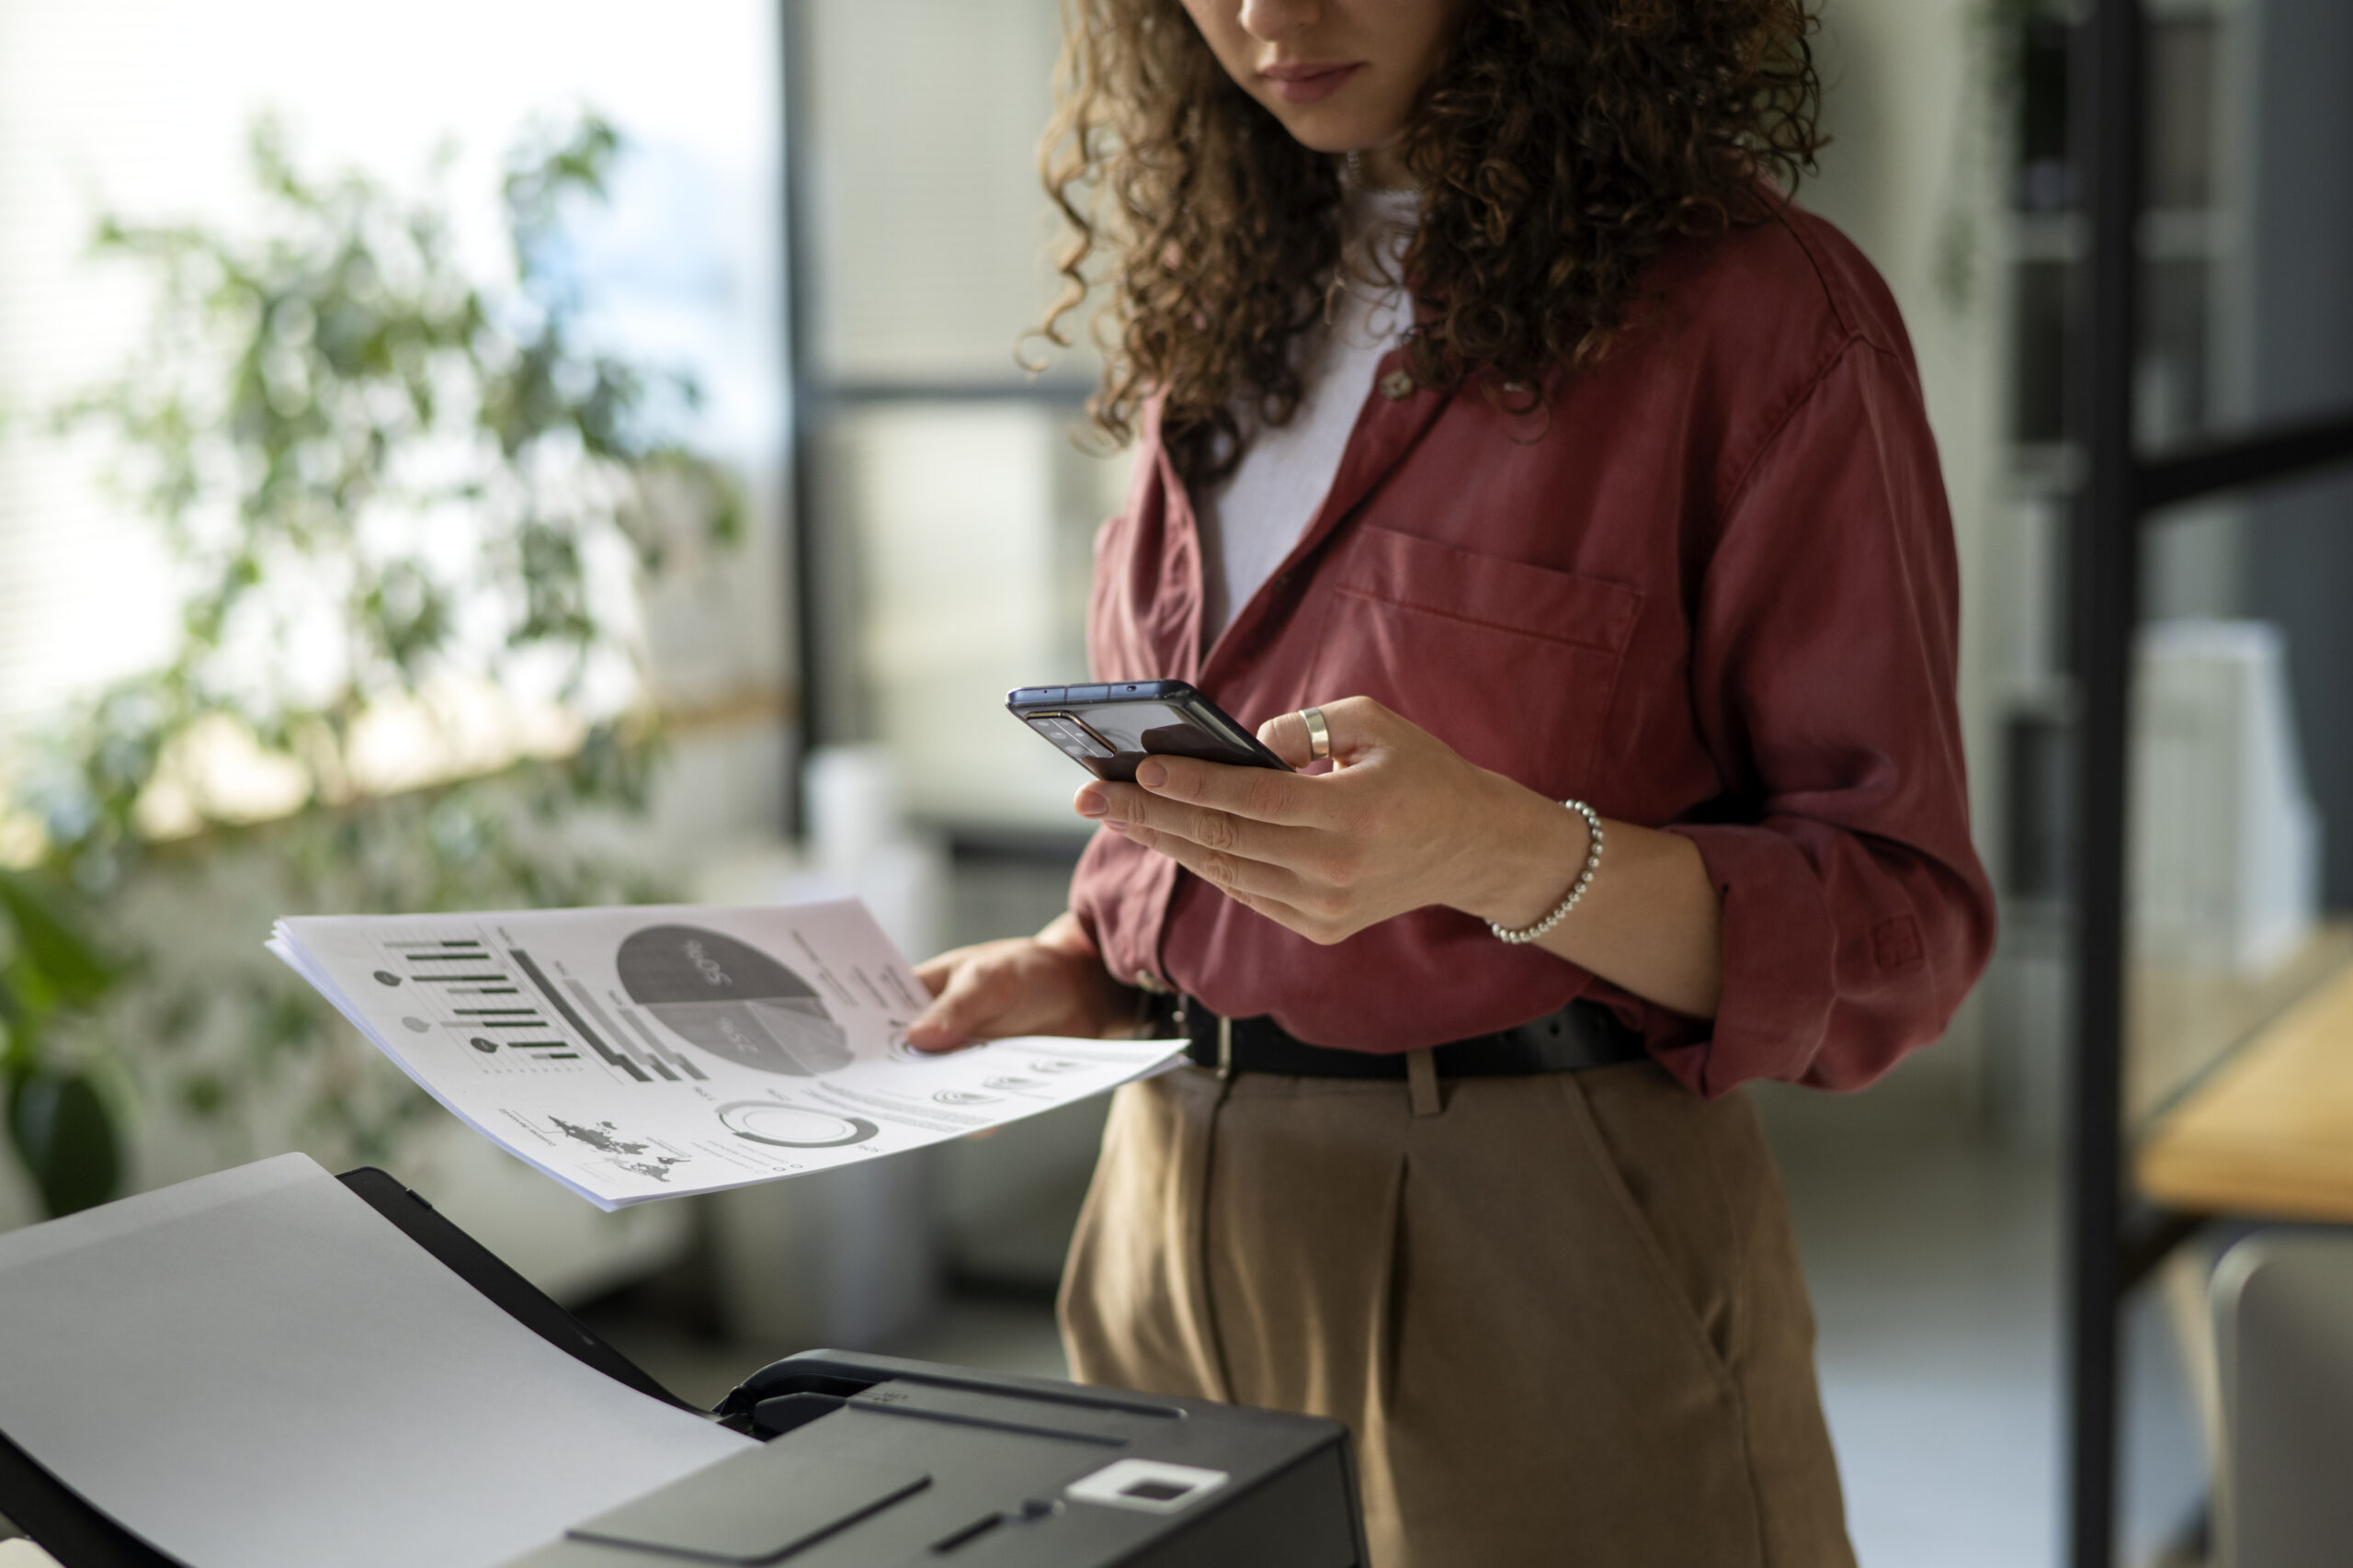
[2126,924,2353,1126]
[2137,956,2353,1222]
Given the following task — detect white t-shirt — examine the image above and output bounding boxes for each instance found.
[1196,182,1420,642]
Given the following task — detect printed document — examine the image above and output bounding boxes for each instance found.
[270,900,1182,1209]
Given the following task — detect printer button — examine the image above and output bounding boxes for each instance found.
[1065,1459,1231,1515]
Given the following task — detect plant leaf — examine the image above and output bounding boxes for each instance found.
[6,1069,127,1217]
[0,870,115,1007]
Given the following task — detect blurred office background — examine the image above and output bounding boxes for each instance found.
[2,3,2350,1566]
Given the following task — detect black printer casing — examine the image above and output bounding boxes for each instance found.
[502,1348,1366,1568]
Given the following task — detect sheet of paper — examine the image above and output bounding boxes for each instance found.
[269,900,1183,1209]
[0,1155,751,1568]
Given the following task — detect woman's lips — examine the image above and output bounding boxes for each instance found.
[1261,61,1364,105]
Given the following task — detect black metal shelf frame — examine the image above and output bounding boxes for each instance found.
[2064,4,2353,1566]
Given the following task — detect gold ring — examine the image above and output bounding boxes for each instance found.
[1299,706,1331,762]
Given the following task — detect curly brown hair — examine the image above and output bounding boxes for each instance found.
[1037,0,1824,483]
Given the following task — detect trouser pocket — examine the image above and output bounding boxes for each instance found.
[1556,1062,1747,1376]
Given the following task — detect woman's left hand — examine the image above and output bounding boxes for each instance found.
[1074,695,1583,946]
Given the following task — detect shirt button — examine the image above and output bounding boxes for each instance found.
[1379,369,1415,400]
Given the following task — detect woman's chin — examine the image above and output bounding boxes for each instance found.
[1262,104,1398,160]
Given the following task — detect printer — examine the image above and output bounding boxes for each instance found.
[0,1165,1367,1568]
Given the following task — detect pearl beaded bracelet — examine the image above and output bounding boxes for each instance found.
[1488,799,1606,945]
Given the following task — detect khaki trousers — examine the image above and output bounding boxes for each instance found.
[1057,1060,1855,1568]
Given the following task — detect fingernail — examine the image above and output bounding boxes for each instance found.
[1136,759,1167,789]
[1075,789,1107,818]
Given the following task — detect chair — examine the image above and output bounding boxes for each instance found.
[2211,1231,2353,1567]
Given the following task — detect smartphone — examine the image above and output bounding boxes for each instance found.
[1006,679,1293,782]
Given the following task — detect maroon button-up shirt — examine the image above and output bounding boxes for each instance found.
[1069,198,1998,1096]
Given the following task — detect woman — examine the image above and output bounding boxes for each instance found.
[909,0,1996,1562]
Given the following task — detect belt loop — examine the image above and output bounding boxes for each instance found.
[1217,1015,1234,1080]
[1406,1048,1442,1117]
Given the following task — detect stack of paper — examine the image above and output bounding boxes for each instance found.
[269,900,1182,1210]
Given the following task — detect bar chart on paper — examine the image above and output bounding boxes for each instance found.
[360,931,712,1083]
[270,901,1183,1209]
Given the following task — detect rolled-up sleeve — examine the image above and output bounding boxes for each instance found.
[1648,338,1996,1096]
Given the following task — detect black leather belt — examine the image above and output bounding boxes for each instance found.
[1145,993,1647,1079]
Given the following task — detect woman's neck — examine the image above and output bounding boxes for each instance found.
[1350,144,1415,192]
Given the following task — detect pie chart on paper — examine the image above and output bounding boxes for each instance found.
[716,1101,878,1149]
[616,925,853,1076]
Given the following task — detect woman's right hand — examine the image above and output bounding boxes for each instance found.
[906,912,1131,1051]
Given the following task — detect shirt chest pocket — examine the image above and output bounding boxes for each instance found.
[1312,525,1643,794]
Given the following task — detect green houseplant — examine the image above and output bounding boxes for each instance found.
[3,113,738,1214]
[0,870,123,1216]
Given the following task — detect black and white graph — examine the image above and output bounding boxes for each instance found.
[374,936,582,1069]
[616,925,851,1076]
[363,932,704,1085]
[714,1100,878,1149]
